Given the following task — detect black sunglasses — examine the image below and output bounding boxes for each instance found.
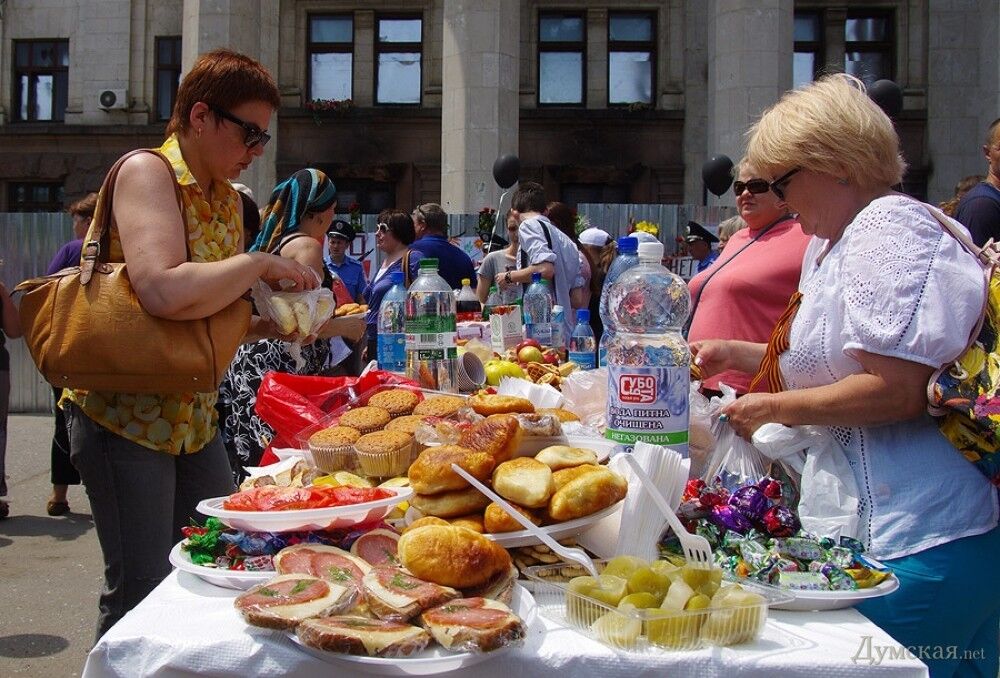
[211,106,271,148]
[769,168,801,201]
[733,179,770,196]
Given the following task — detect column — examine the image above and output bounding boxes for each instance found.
[67,0,132,125]
[705,0,792,202]
[440,0,519,214]
[181,0,280,199]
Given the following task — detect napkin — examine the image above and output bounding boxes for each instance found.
[497,376,565,408]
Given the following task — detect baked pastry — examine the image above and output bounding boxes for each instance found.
[309,425,362,446]
[536,407,581,423]
[552,463,605,490]
[535,445,599,471]
[402,515,449,534]
[419,597,526,652]
[412,395,467,418]
[548,467,628,522]
[234,574,356,630]
[407,445,495,495]
[410,487,491,518]
[368,390,420,418]
[449,513,485,533]
[398,524,512,589]
[308,425,363,474]
[468,394,535,416]
[354,431,413,477]
[457,416,522,464]
[491,457,554,508]
[338,406,392,433]
[362,567,460,621]
[296,616,431,657]
[484,501,541,533]
[509,413,562,437]
[385,415,430,436]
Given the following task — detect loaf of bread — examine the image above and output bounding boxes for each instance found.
[407,445,495,495]
[492,457,554,509]
[398,524,512,589]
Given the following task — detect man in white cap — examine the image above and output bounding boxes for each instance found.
[578,227,611,249]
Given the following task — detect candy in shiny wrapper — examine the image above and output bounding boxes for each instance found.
[708,505,754,534]
[729,485,772,522]
[758,476,783,500]
[739,539,770,569]
[777,571,829,590]
[242,555,275,572]
[826,545,855,568]
[840,536,866,553]
[761,505,800,537]
[772,536,824,561]
[213,556,232,569]
[808,561,857,591]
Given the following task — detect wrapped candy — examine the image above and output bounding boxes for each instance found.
[738,539,770,569]
[826,545,855,568]
[758,476,783,501]
[809,561,857,591]
[777,571,829,590]
[728,485,772,523]
[761,505,800,538]
[708,505,754,534]
[242,555,275,572]
[772,536,824,561]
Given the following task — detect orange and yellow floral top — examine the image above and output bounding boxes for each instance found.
[63,135,242,454]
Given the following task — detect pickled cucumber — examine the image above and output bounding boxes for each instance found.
[567,574,628,626]
[645,609,705,649]
[602,555,648,580]
[661,579,694,611]
[619,592,660,609]
[592,609,642,648]
[626,567,672,601]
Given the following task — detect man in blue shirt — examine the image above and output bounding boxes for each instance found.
[325,219,367,302]
[408,203,475,289]
[955,118,1000,247]
[686,221,719,273]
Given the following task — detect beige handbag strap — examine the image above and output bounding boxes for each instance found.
[80,149,184,284]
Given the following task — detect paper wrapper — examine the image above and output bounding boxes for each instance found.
[497,376,565,409]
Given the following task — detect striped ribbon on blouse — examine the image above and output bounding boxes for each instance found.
[748,291,803,394]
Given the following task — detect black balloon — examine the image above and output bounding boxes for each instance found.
[868,79,903,119]
[702,155,734,197]
[492,154,520,189]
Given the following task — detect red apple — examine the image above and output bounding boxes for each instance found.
[541,348,560,365]
[517,338,542,352]
[517,345,544,363]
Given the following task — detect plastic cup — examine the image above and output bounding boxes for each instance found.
[457,351,486,392]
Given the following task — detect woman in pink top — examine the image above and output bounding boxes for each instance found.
[687,161,811,395]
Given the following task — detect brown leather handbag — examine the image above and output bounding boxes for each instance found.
[14,149,251,393]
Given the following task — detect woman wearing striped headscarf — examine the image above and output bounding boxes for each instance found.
[218,168,338,479]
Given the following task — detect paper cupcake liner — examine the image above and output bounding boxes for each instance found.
[308,443,360,474]
[355,443,411,479]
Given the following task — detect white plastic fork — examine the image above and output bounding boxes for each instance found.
[622,453,714,570]
[450,463,599,577]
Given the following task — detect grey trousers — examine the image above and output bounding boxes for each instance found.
[67,403,235,639]
[0,370,9,497]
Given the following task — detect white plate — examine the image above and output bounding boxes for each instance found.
[196,487,414,533]
[286,585,538,676]
[168,541,274,590]
[770,575,899,611]
[512,434,617,461]
[404,500,623,549]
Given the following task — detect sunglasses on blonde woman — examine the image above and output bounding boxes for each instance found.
[769,168,801,201]
[733,179,771,196]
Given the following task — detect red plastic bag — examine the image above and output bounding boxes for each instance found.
[255,370,419,465]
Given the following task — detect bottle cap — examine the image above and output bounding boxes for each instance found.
[617,236,638,254]
[419,258,439,269]
[461,278,471,286]
[389,270,404,285]
[531,272,542,283]
[552,305,563,315]
[577,309,590,323]
[638,241,664,261]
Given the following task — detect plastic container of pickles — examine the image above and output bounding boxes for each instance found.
[523,558,794,652]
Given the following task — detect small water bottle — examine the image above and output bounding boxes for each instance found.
[568,309,596,369]
[551,305,565,350]
[522,272,553,346]
[376,271,407,375]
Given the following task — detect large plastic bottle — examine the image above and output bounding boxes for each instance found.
[598,237,640,366]
[483,285,504,320]
[551,305,566,351]
[376,270,407,375]
[568,309,596,369]
[603,241,691,454]
[405,258,458,392]
[522,272,553,346]
[456,278,482,322]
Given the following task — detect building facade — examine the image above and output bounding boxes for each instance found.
[0,0,997,214]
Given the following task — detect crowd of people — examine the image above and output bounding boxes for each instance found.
[1,48,997,678]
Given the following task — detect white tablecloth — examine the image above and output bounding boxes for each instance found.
[82,571,927,678]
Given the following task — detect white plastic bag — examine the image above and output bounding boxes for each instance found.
[700,385,769,488]
[560,367,608,429]
[251,280,336,370]
[688,383,715,478]
[752,423,860,540]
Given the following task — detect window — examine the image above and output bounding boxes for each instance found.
[793,11,822,89]
[608,12,654,105]
[8,182,65,212]
[13,40,69,122]
[375,16,422,104]
[538,12,585,105]
[844,10,893,86]
[155,37,182,121]
[333,179,395,215]
[309,15,354,102]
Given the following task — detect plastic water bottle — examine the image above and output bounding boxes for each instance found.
[551,305,566,351]
[598,237,640,366]
[523,272,553,346]
[502,265,522,305]
[456,278,482,322]
[483,285,504,319]
[405,258,458,392]
[376,271,407,375]
[603,241,691,455]
[568,309,596,369]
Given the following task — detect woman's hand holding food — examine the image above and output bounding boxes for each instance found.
[254,252,320,292]
[720,392,780,440]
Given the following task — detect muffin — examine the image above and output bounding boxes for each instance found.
[308,425,362,473]
[368,390,421,418]
[337,406,392,433]
[385,415,429,436]
[412,395,467,419]
[354,430,414,478]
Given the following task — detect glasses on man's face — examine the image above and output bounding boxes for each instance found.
[733,179,770,197]
[211,106,271,149]
[769,168,801,201]
[376,222,390,234]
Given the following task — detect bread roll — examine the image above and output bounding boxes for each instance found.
[402,516,449,534]
[491,457,554,509]
[536,408,581,423]
[398,524,512,589]
[535,445,599,471]
[483,502,541,533]
[449,513,485,533]
[410,487,491,518]
[551,463,604,490]
[548,468,627,521]
[407,445,495,495]
[458,416,522,464]
[468,394,535,416]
